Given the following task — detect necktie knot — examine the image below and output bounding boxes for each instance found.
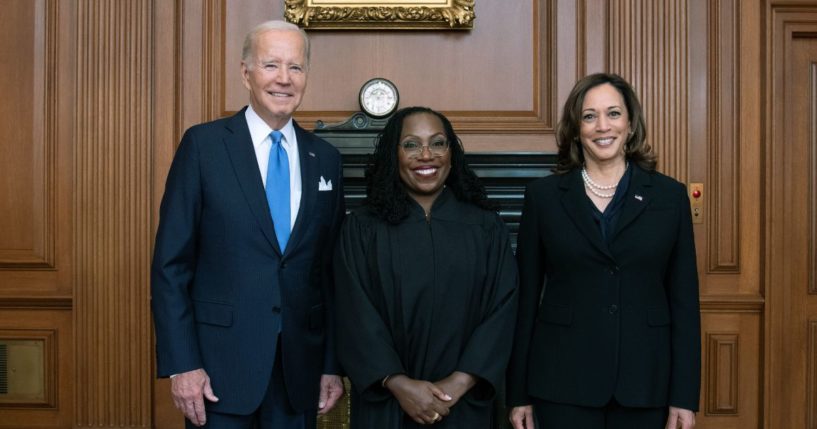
[270,130,283,146]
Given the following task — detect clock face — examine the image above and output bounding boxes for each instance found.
[360,78,399,118]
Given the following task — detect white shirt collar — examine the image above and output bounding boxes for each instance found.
[245,105,297,150]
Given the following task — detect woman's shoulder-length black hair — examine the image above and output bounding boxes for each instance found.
[363,106,494,224]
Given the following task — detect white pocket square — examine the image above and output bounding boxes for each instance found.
[318,176,333,191]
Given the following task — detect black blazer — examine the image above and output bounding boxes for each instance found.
[151,108,345,414]
[506,166,701,411]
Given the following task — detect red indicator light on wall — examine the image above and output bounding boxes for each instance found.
[692,189,701,199]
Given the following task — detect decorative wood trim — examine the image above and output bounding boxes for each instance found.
[0,298,72,310]
[809,321,817,427]
[608,0,689,182]
[576,0,587,76]
[74,1,153,426]
[210,0,552,134]
[174,0,185,146]
[700,294,764,313]
[0,329,56,408]
[706,332,739,415]
[707,0,740,273]
[811,62,817,295]
[0,0,57,270]
[204,0,224,122]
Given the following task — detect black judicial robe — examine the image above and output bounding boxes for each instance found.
[334,189,518,428]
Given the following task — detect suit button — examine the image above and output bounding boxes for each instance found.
[280,262,287,269]
[272,306,281,314]
[608,304,618,314]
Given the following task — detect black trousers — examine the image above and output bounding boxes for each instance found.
[532,397,668,429]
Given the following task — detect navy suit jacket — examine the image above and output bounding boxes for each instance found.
[506,166,701,411]
[151,108,345,414]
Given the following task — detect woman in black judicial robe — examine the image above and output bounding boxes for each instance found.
[334,107,518,428]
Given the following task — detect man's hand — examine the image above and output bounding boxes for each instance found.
[317,374,345,415]
[665,406,696,429]
[170,368,219,427]
[385,375,452,425]
[509,405,535,429]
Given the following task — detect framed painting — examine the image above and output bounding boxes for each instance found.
[284,0,475,29]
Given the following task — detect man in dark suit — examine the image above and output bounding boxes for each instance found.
[151,20,345,429]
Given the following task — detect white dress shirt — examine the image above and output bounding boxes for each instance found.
[245,105,302,229]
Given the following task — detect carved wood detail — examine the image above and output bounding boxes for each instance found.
[707,0,740,273]
[608,0,688,182]
[809,321,817,427]
[700,295,763,313]
[706,332,739,415]
[74,0,153,426]
[811,62,816,295]
[0,0,56,270]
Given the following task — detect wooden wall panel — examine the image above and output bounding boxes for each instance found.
[0,0,55,269]
[809,321,817,428]
[178,0,554,151]
[766,5,817,428]
[698,313,760,429]
[706,333,739,414]
[0,310,72,429]
[608,0,689,182]
[0,0,74,426]
[73,1,153,427]
[707,0,740,273]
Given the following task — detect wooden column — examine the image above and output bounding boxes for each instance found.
[73,1,153,427]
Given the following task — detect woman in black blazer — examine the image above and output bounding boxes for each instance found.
[506,73,700,429]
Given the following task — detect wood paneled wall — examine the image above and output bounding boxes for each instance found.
[0,0,814,427]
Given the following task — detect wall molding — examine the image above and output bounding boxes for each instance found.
[705,332,739,415]
[707,0,741,273]
[0,0,57,270]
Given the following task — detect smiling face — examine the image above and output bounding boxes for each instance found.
[241,29,307,130]
[397,112,452,211]
[578,83,631,168]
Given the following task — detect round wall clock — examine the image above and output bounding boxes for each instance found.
[359,78,399,118]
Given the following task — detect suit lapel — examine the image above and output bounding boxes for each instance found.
[284,121,317,256]
[559,170,614,260]
[222,108,283,255]
[610,165,653,242]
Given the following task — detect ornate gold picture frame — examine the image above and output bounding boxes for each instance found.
[284,0,475,30]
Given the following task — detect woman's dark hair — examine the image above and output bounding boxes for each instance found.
[364,106,493,224]
[554,73,657,174]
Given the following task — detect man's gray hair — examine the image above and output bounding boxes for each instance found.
[242,20,310,69]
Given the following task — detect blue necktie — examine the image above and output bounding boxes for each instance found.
[265,130,290,251]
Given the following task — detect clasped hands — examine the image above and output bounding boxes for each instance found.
[385,371,476,425]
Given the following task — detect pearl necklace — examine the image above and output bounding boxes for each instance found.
[581,163,627,199]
